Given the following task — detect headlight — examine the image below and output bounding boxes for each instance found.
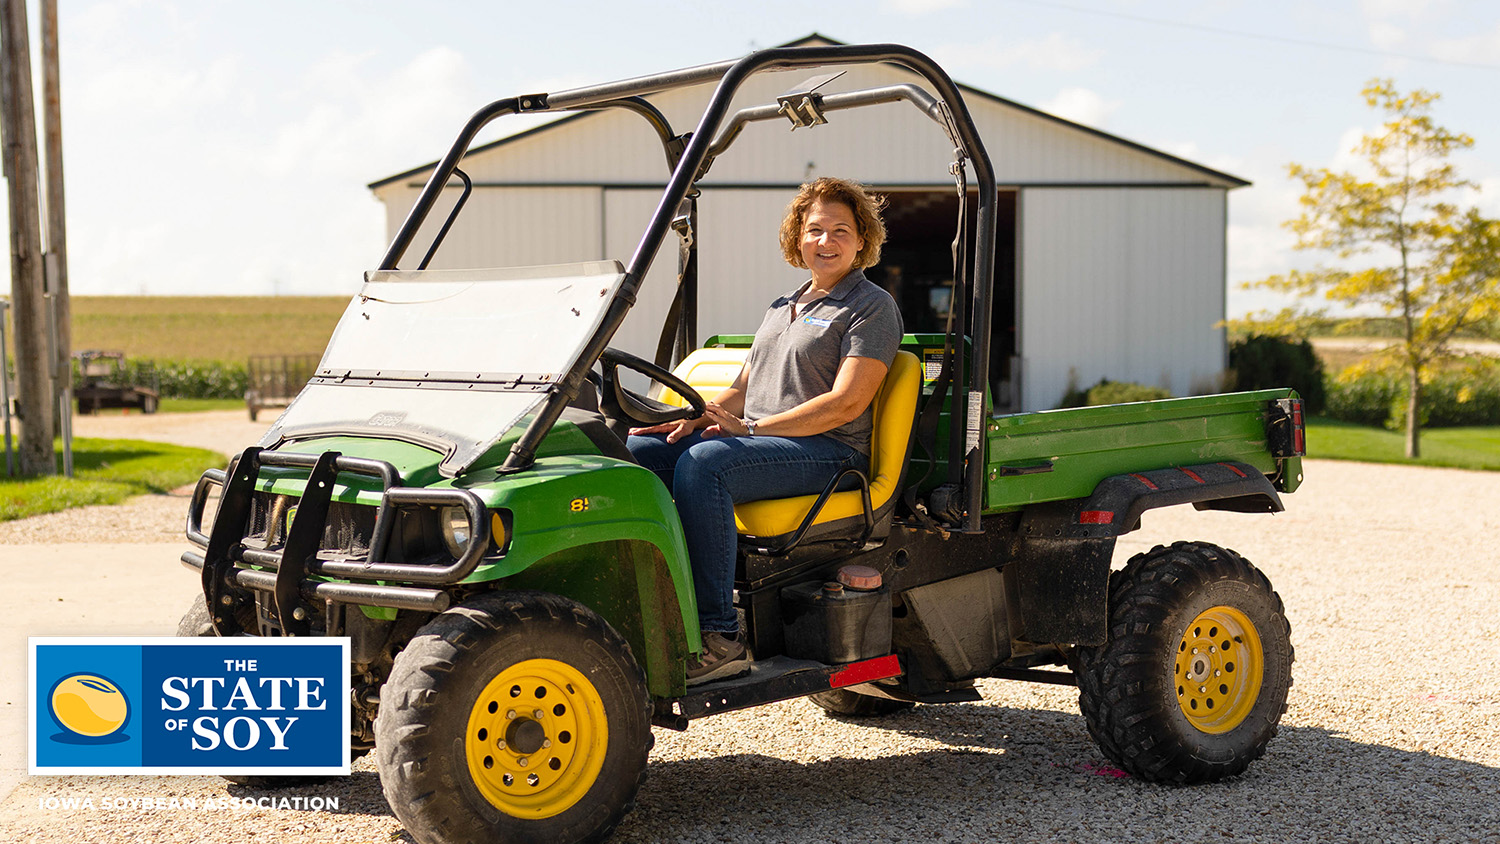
[440,505,472,558]
[489,511,509,555]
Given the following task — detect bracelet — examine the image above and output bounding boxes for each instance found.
[741,417,757,436]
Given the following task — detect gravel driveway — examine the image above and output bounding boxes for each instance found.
[2,412,1497,842]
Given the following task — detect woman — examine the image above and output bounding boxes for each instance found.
[628,177,903,685]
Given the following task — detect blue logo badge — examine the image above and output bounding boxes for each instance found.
[30,637,350,775]
[802,316,832,328]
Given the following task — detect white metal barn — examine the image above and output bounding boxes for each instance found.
[368,35,1247,413]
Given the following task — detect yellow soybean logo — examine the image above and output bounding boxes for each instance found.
[50,674,130,739]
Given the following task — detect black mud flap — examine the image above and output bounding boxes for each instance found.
[1082,460,1284,534]
[1005,460,1283,648]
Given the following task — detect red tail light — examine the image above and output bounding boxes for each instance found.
[1291,400,1306,456]
[1268,397,1306,458]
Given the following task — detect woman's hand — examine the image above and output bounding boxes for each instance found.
[630,373,750,442]
[699,403,751,438]
[629,414,709,443]
[631,403,752,440]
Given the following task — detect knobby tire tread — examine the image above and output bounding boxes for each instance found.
[1073,541,1294,784]
[376,590,652,844]
[176,595,367,788]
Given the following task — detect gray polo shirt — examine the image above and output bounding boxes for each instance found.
[742,269,903,454]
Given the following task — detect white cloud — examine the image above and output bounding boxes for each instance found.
[1366,20,1408,51]
[61,38,480,297]
[1162,141,1243,177]
[1328,125,1372,172]
[1429,22,1500,65]
[67,0,233,118]
[881,0,967,15]
[1475,176,1500,217]
[71,0,185,42]
[1223,143,1322,317]
[256,46,473,180]
[1358,0,1448,20]
[75,54,239,116]
[935,33,1102,74]
[1228,199,1301,283]
[1040,88,1120,129]
[1355,0,1495,63]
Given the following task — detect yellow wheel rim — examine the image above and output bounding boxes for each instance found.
[465,658,609,820]
[1174,606,1263,734]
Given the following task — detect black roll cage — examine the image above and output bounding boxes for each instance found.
[380,43,997,533]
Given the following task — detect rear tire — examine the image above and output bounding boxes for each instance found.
[808,688,915,717]
[1073,541,1293,783]
[376,591,651,844]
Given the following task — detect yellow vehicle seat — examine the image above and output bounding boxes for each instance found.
[658,347,922,546]
[655,348,748,406]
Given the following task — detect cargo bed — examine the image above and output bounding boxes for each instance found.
[984,389,1302,513]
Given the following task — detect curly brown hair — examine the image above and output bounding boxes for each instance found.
[778,177,888,270]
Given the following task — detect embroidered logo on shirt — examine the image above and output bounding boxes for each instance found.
[801,316,832,328]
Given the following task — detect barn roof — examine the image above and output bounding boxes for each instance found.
[369,33,1248,191]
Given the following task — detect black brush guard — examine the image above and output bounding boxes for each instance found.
[182,446,489,635]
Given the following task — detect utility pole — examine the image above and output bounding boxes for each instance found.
[41,0,71,475]
[0,0,56,475]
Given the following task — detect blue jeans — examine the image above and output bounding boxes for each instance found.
[627,431,867,635]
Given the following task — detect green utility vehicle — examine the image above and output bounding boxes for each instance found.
[182,43,1305,844]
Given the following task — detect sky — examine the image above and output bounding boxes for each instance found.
[10,0,1500,316]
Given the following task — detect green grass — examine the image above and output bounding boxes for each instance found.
[76,398,245,414]
[160,398,245,413]
[1307,417,1500,471]
[0,438,224,522]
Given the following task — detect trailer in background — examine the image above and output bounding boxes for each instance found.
[245,354,318,421]
[73,350,157,415]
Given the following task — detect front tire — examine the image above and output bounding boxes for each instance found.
[376,591,651,844]
[177,594,366,787]
[1073,542,1293,783]
[176,594,216,637]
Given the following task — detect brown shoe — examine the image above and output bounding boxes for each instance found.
[686,631,750,686]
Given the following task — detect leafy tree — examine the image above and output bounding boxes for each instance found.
[1232,80,1500,457]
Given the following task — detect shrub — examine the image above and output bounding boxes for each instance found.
[1229,334,1326,413]
[1323,362,1500,429]
[1057,366,1175,408]
[1087,380,1171,405]
[141,359,249,399]
[1058,369,1088,409]
[72,357,249,400]
[1324,368,1400,427]
[1425,368,1500,427]
[1056,372,1172,408]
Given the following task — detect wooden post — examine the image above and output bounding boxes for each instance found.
[0,0,55,475]
[41,0,71,475]
[40,0,66,358]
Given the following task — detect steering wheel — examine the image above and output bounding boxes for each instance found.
[597,347,707,428]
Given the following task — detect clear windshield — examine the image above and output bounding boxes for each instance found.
[259,261,626,476]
